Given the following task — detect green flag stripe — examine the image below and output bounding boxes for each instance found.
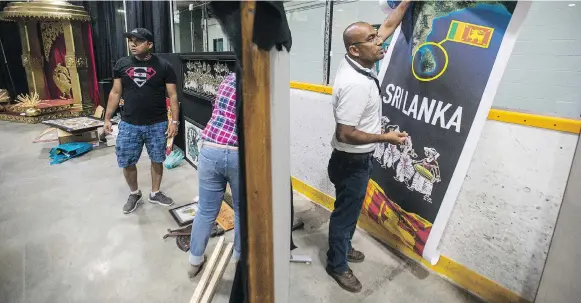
[448,21,459,40]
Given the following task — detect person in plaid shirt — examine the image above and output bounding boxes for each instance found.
[188,72,240,278]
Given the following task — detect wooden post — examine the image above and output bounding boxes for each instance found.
[62,20,83,106]
[240,2,292,302]
[19,20,48,99]
[241,1,275,302]
[72,22,93,107]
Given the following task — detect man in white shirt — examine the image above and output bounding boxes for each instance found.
[326,1,411,293]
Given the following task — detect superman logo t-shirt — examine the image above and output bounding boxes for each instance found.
[113,55,177,125]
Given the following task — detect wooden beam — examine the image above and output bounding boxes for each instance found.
[190,236,225,303]
[240,1,276,302]
[200,242,234,303]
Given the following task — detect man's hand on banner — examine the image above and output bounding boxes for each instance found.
[381,131,408,144]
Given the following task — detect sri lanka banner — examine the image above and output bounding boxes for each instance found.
[360,1,531,264]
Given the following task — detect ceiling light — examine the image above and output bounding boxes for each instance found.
[568,3,576,7]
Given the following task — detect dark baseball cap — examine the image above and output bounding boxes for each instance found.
[123,28,153,42]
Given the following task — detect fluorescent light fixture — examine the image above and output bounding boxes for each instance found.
[117,9,126,13]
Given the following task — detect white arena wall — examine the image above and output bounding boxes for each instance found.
[289,88,578,301]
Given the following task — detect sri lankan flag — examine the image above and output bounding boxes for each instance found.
[362,179,432,255]
[447,20,494,48]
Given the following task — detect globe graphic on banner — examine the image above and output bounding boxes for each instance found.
[388,1,402,9]
[379,0,401,14]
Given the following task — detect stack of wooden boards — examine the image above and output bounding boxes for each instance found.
[190,237,234,303]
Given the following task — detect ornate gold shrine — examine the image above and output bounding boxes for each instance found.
[0,0,94,111]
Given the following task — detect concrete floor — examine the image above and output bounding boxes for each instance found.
[0,121,482,303]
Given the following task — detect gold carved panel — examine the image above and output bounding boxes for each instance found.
[40,21,64,61]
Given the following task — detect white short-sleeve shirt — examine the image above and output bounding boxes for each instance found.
[330,56,381,153]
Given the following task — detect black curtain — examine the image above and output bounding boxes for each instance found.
[71,1,127,80]
[0,2,28,99]
[125,1,172,54]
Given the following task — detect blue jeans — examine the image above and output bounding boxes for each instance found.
[327,149,372,273]
[189,142,241,265]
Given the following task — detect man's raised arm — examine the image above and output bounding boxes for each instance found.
[377,0,412,42]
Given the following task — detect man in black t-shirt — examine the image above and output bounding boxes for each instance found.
[104,28,180,214]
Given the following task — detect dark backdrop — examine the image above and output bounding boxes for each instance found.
[125,1,172,54]
[72,1,172,80]
[71,1,127,80]
[0,2,28,99]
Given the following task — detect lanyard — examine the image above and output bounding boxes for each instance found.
[344,55,381,94]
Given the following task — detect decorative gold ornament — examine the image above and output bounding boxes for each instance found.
[21,55,44,68]
[10,92,41,112]
[16,92,41,107]
[21,54,30,67]
[65,55,76,68]
[183,60,232,99]
[40,21,64,61]
[25,108,41,117]
[0,89,9,103]
[53,63,72,99]
[0,89,8,113]
[0,1,91,22]
[0,106,89,124]
[76,56,87,68]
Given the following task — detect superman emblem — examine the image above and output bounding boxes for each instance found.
[126,67,157,87]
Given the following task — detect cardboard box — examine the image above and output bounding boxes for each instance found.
[57,129,99,145]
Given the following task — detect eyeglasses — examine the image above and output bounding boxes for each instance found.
[351,34,382,46]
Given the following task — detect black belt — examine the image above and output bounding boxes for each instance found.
[332,149,373,158]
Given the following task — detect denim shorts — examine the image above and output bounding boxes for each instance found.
[115,121,168,168]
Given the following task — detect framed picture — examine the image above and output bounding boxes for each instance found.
[169,203,199,227]
[42,117,104,134]
[184,117,204,169]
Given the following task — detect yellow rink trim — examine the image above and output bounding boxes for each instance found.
[289,81,333,95]
[487,109,581,134]
[291,176,530,303]
[289,81,581,134]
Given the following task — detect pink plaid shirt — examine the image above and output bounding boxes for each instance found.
[202,73,238,146]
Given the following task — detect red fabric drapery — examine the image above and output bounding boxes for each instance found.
[84,23,100,106]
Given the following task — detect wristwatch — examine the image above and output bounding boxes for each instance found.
[172,120,180,125]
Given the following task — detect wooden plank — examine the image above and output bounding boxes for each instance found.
[241,1,276,302]
[199,242,234,303]
[190,236,225,303]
